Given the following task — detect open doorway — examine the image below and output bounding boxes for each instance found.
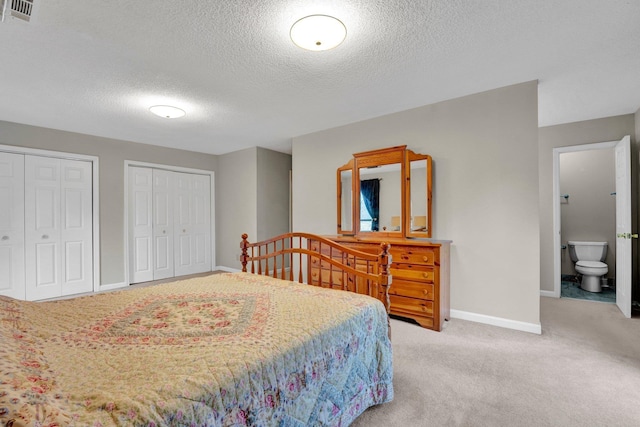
[558,147,616,302]
[552,136,632,317]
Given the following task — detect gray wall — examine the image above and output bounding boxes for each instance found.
[257,148,292,241]
[0,120,217,286]
[216,148,257,269]
[559,149,615,277]
[216,147,292,270]
[538,115,636,292]
[292,81,541,326]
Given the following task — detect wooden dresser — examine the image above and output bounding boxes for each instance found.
[320,236,451,331]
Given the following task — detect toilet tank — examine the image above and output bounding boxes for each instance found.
[567,241,608,262]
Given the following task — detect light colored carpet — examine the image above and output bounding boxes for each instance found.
[352,297,640,426]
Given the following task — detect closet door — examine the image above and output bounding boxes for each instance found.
[190,173,211,273]
[174,173,211,276]
[0,152,25,300]
[24,156,93,300]
[60,159,93,296]
[152,169,174,280]
[25,156,62,300]
[129,167,153,283]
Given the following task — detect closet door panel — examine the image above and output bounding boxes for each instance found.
[25,156,62,300]
[174,172,193,276]
[129,167,153,283]
[190,174,211,273]
[152,169,174,280]
[173,173,211,276]
[60,159,93,296]
[0,152,25,299]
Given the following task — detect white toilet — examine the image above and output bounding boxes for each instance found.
[567,241,608,293]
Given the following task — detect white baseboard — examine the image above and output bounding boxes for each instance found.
[540,290,557,298]
[217,266,291,276]
[98,281,128,292]
[450,309,542,335]
[215,266,241,273]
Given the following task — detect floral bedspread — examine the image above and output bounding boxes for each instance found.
[0,272,393,426]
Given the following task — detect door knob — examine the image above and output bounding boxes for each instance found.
[1,235,8,241]
[42,234,49,239]
[617,233,639,239]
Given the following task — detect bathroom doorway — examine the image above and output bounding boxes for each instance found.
[552,136,632,317]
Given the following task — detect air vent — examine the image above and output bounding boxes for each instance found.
[1,0,34,22]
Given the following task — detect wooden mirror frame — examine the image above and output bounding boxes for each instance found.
[337,145,432,238]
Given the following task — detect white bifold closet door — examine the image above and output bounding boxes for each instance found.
[129,167,154,283]
[173,172,211,277]
[0,152,25,300]
[129,167,211,284]
[24,155,93,300]
[0,153,93,301]
[153,169,175,280]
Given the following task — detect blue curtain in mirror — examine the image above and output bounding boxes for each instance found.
[360,179,380,231]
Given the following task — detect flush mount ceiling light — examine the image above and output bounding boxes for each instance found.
[290,15,346,51]
[149,105,186,119]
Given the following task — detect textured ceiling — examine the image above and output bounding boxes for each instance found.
[0,0,638,155]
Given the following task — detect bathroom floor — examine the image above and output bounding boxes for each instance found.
[561,275,615,303]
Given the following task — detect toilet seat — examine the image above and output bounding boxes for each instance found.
[575,260,608,276]
[576,260,607,269]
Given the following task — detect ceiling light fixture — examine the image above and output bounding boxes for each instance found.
[149,105,186,119]
[290,15,346,51]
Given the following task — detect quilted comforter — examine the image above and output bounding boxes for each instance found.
[0,272,393,426]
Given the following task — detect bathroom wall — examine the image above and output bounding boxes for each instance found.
[559,148,616,278]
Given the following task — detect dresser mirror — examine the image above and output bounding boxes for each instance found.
[336,161,354,234]
[406,151,432,238]
[337,145,432,238]
[358,163,402,233]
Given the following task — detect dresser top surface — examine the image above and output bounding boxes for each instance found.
[325,235,452,247]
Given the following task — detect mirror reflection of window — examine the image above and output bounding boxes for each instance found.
[360,193,373,231]
[360,179,380,231]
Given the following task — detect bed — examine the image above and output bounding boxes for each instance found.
[1,233,393,427]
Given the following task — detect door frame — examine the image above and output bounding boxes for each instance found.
[123,160,215,286]
[0,144,100,293]
[551,139,621,298]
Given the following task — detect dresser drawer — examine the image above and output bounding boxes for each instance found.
[390,294,434,317]
[391,263,435,282]
[389,279,434,300]
[390,247,436,265]
[309,268,345,286]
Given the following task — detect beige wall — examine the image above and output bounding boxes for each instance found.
[637,107,640,155]
[292,81,541,326]
[0,120,218,285]
[257,148,292,241]
[216,148,257,269]
[216,147,292,270]
[538,115,636,292]
[559,149,615,277]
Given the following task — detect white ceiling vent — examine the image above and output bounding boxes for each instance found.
[1,0,34,22]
